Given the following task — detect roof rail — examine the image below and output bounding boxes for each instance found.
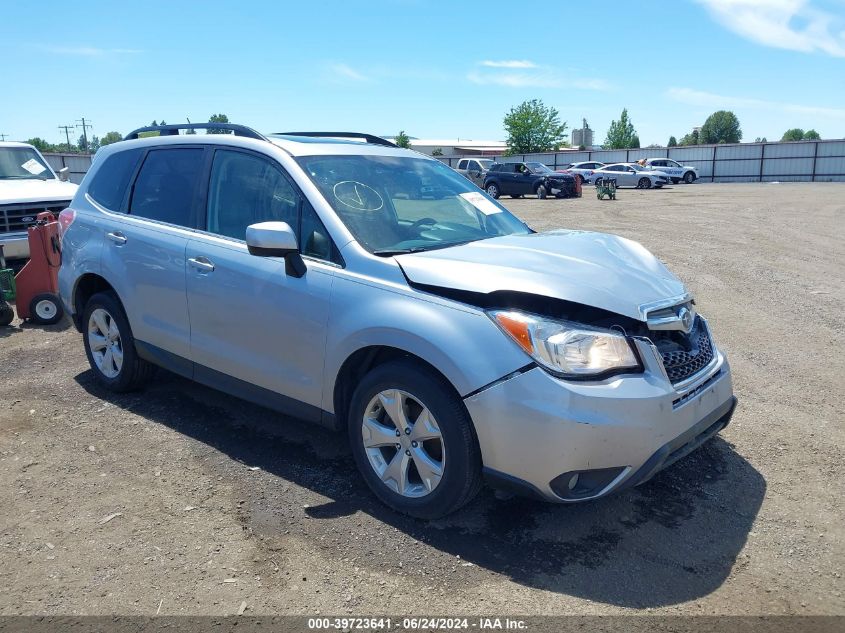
[124,122,266,141]
[274,132,398,148]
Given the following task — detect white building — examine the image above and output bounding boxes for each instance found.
[402,138,507,157]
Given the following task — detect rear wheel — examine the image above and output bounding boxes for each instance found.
[83,292,155,392]
[638,177,651,189]
[485,183,500,199]
[683,171,696,184]
[29,293,64,325]
[348,360,482,519]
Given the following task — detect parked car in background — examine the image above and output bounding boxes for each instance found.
[483,162,578,199]
[455,158,494,187]
[0,142,77,260]
[643,158,698,184]
[557,161,605,184]
[592,163,670,189]
[59,123,735,519]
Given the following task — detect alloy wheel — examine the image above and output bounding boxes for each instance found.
[361,389,445,498]
[87,308,124,378]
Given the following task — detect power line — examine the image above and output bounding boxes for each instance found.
[76,117,93,153]
[58,125,75,152]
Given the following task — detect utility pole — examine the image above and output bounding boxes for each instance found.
[58,125,75,152]
[0,133,8,141]
[76,117,92,153]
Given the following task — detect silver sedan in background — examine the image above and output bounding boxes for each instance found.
[592,163,671,189]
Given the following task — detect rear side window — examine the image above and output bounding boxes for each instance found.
[129,148,204,226]
[88,148,143,210]
[457,160,468,170]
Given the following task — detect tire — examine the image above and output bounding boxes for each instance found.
[509,194,523,199]
[638,177,651,189]
[82,291,155,392]
[671,178,680,184]
[683,171,696,184]
[29,293,64,325]
[0,300,13,327]
[347,360,483,519]
[536,184,547,199]
[485,183,500,199]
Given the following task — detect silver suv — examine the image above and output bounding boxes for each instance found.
[59,123,736,519]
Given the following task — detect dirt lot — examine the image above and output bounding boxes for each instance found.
[0,183,842,616]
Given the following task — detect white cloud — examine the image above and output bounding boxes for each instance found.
[698,0,845,57]
[327,63,371,82]
[667,87,845,119]
[468,65,611,90]
[45,46,142,56]
[479,60,537,68]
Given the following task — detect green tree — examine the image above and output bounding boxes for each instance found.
[100,131,123,146]
[668,136,677,147]
[699,110,742,144]
[431,147,443,156]
[150,120,158,127]
[159,120,167,126]
[207,113,230,134]
[754,136,768,143]
[503,99,568,154]
[803,129,820,140]
[630,135,641,149]
[85,135,101,153]
[679,129,700,146]
[781,128,804,141]
[394,130,411,148]
[603,108,638,149]
[25,137,54,152]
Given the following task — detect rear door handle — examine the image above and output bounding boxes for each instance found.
[106,231,127,245]
[188,257,215,273]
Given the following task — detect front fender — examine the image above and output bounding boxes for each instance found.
[322,273,530,414]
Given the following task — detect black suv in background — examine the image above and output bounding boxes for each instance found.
[482,162,578,199]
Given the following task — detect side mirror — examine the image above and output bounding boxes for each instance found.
[58,167,69,182]
[245,221,306,277]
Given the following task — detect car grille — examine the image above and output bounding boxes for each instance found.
[0,201,70,234]
[659,321,715,384]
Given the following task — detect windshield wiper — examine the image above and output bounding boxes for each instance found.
[373,247,431,256]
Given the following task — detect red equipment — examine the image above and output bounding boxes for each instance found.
[15,211,64,325]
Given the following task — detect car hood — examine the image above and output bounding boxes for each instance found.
[396,231,687,321]
[0,179,78,205]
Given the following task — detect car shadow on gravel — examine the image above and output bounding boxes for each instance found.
[76,369,765,608]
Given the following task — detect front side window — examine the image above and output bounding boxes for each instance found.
[0,147,54,181]
[206,150,299,240]
[296,154,531,255]
[88,148,143,210]
[526,162,553,174]
[129,148,204,226]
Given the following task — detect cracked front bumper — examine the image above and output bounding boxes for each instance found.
[464,339,735,502]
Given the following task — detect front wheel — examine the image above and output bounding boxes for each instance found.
[638,177,651,189]
[0,300,13,327]
[485,183,500,199]
[683,171,696,184]
[348,361,482,519]
[83,292,155,392]
[536,184,548,199]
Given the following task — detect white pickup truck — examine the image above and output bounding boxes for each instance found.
[0,142,78,260]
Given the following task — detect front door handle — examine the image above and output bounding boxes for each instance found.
[188,256,215,273]
[106,231,127,245]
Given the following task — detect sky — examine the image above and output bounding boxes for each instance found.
[2,0,845,147]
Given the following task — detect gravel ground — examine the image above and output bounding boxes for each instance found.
[0,183,842,616]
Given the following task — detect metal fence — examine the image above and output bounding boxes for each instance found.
[43,153,93,185]
[436,139,845,183]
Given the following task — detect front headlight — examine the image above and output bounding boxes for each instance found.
[488,310,642,379]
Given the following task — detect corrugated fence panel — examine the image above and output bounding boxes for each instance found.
[716,144,763,159]
[714,160,760,177]
[43,153,93,184]
[669,146,715,161]
[688,160,713,179]
[590,150,628,163]
[763,157,814,176]
[764,142,816,158]
[558,152,591,163]
[816,156,845,174]
[817,141,845,157]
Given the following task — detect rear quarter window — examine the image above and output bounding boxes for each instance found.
[129,148,205,226]
[87,148,143,211]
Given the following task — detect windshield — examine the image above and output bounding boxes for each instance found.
[297,154,531,255]
[526,162,554,174]
[477,159,493,169]
[0,147,54,180]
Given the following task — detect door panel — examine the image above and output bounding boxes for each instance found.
[185,236,333,408]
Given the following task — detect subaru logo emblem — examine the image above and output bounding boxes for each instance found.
[678,307,694,333]
[21,216,35,223]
